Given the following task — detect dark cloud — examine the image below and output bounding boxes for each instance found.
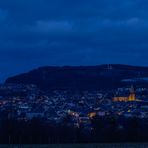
[0,0,148,81]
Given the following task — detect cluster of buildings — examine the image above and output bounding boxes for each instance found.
[0,83,148,130]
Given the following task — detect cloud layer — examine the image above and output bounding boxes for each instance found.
[0,0,148,81]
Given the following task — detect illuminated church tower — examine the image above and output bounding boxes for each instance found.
[128,85,136,101]
[113,85,137,102]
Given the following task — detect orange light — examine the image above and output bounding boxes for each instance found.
[88,112,96,118]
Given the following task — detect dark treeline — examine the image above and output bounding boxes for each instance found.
[0,118,90,144]
[91,115,144,143]
[0,115,148,144]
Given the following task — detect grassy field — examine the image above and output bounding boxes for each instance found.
[1,144,148,148]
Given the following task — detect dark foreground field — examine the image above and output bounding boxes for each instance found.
[0,144,148,148]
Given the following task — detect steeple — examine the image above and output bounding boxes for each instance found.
[128,85,136,101]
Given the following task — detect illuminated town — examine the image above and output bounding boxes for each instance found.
[0,82,148,143]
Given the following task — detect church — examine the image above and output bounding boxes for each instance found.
[113,86,136,102]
